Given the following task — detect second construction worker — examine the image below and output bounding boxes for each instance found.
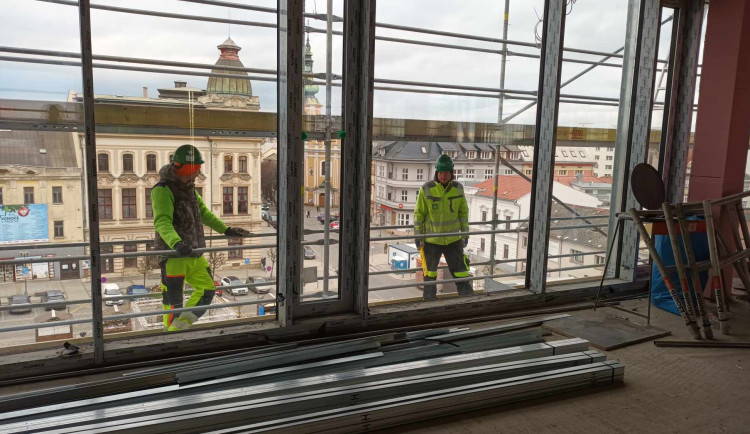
[152,144,250,331]
[414,154,474,300]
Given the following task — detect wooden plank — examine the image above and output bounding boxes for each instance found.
[542,311,670,350]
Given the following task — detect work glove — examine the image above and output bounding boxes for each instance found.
[463,238,469,248]
[225,227,251,237]
[415,240,422,249]
[173,241,193,256]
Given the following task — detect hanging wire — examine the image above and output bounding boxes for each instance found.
[534,0,578,46]
[566,0,577,16]
[533,6,543,47]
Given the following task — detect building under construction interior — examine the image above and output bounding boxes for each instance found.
[1,0,750,432]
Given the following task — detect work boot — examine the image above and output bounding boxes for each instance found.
[167,312,198,332]
[457,283,475,297]
[167,317,192,332]
[423,276,437,300]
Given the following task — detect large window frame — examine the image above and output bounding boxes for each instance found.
[121,188,137,220]
[0,0,697,377]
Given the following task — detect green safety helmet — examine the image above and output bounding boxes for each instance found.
[435,154,454,172]
[172,144,205,166]
[172,145,205,176]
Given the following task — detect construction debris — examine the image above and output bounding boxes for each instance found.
[0,315,625,433]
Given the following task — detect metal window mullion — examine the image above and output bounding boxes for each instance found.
[277,0,304,326]
[340,0,376,320]
[322,0,334,299]
[78,0,104,366]
[655,9,681,176]
[525,0,566,294]
[607,0,660,280]
[665,0,705,203]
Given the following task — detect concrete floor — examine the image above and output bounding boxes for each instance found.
[1,297,748,433]
[385,298,750,434]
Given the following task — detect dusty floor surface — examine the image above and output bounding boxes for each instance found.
[384,298,750,434]
[0,297,748,433]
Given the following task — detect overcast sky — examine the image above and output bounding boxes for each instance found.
[0,0,693,128]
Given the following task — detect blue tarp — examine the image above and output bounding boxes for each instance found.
[650,219,709,315]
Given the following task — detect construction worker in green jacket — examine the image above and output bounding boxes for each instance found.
[151,144,250,331]
[414,154,474,300]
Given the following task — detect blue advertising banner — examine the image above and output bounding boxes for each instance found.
[0,204,49,244]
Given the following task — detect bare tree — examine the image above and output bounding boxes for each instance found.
[260,159,277,205]
[266,248,277,279]
[136,256,160,286]
[207,251,227,275]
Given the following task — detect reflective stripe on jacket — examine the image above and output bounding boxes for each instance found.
[414,180,469,245]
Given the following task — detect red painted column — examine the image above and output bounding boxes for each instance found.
[689,0,750,200]
[689,0,750,298]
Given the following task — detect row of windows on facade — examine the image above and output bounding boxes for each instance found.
[377,168,505,181]
[97,153,250,174]
[569,249,606,265]
[96,240,244,271]
[375,166,590,182]
[95,186,250,220]
[594,155,614,161]
[0,187,64,205]
[387,150,503,160]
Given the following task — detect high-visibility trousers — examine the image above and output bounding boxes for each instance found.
[160,256,216,331]
[421,240,473,300]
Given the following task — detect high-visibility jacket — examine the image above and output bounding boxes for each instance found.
[414,179,469,245]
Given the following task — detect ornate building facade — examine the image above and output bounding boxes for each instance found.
[69,38,265,276]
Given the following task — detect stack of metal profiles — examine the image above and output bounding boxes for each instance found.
[0,315,625,433]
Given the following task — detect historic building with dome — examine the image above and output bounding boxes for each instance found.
[199,37,261,111]
[65,38,266,276]
[300,33,340,208]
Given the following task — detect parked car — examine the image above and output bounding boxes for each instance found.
[262,203,270,211]
[317,213,340,224]
[303,246,316,260]
[102,283,124,306]
[269,215,278,229]
[126,285,150,301]
[8,294,32,314]
[41,290,66,311]
[261,210,271,222]
[246,276,271,294]
[214,280,223,297]
[220,276,248,296]
[330,220,340,231]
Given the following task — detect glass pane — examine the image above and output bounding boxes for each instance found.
[300,0,345,302]
[78,1,279,343]
[368,0,541,305]
[549,0,629,285]
[683,4,709,202]
[0,0,93,351]
[647,8,676,173]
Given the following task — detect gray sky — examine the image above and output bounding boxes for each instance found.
[0,0,689,128]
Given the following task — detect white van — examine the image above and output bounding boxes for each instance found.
[102,283,124,306]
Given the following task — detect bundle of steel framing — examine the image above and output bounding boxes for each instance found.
[0,315,625,433]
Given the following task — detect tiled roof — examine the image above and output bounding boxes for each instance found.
[555,175,613,187]
[437,142,459,151]
[518,202,609,249]
[0,130,78,168]
[548,203,609,248]
[473,175,532,201]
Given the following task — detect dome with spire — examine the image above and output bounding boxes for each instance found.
[206,37,253,96]
[304,33,322,114]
